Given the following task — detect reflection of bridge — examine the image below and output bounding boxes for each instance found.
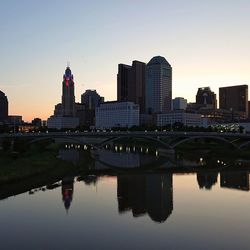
[1,131,250,149]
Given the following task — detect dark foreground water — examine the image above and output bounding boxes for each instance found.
[1,170,250,249]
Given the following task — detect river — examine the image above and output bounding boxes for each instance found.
[0,145,250,249]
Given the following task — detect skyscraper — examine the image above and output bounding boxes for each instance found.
[196,87,217,109]
[117,60,146,113]
[219,85,248,118]
[80,89,104,126]
[145,56,172,114]
[0,91,8,123]
[62,67,75,117]
[81,89,104,110]
[47,66,79,129]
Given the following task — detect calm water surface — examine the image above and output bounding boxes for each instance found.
[1,146,250,249]
[1,171,250,249]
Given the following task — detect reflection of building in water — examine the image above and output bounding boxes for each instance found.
[117,174,173,223]
[78,175,99,186]
[59,149,85,166]
[96,150,140,169]
[62,178,74,211]
[197,172,218,190]
[220,172,250,191]
[95,149,157,169]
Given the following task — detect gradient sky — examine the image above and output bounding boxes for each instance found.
[1,0,250,121]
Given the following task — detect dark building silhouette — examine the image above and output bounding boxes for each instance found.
[117,61,146,113]
[61,178,74,211]
[146,56,172,113]
[75,102,86,126]
[81,89,104,110]
[62,67,76,117]
[117,174,173,223]
[8,115,23,125]
[54,103,62,116]
[81,89,104,126]
[197,172,218,190]
[0,91,8,123]
[219,85,248,119]
[248,101,250,119]
[146,174,173,223]
[31,118,42,127]
[196,87,217,110]
[117,175,146,216]
[172,97,187,110]
[220,171,250,191]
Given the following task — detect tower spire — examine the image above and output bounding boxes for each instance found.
[67,61,70,68]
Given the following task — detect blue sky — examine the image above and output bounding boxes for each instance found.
[0,0,250,121]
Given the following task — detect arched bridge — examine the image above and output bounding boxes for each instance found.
[1,131,250,150]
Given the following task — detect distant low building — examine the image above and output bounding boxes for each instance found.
[8,115,23,125]
[42,120,47,127]
[156,111,204,127]
[172,97,187,110]
[32,118,42,127]
[47,116,79,130]
[95,101,139,129]
[54,103,62,116]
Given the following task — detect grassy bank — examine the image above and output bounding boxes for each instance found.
[0,141,92,185]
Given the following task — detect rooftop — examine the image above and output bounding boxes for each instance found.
[147,56,171,66]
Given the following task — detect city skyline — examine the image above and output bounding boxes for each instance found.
[1,0,250,121]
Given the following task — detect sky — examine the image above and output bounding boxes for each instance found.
[0,0,250,121]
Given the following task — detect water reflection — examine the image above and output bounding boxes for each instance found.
[62,178,74,211]
[77,175,99,186]
[95,149,141,169]
[117,174,173,223]
[197,172,218,190]
[220,171,250,191]
[59,149,86,165]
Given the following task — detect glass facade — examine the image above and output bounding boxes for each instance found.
[146,56,172,114]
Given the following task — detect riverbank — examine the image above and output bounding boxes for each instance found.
[0,142,92,185]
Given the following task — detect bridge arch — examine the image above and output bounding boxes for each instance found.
[170,136,239,149]
[239,140,250,150]
[98,135,171,149]
[28,136,84,145]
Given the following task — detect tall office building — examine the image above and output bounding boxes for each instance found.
[62,66,75,117]
[81,89,104,110]
[80,90,104,126]
[145,56,172,114]
[196,87,217,109]
[47,66,79,129]
[0,91,8,122]
[219,85,248,118]
[117,60,146,113]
